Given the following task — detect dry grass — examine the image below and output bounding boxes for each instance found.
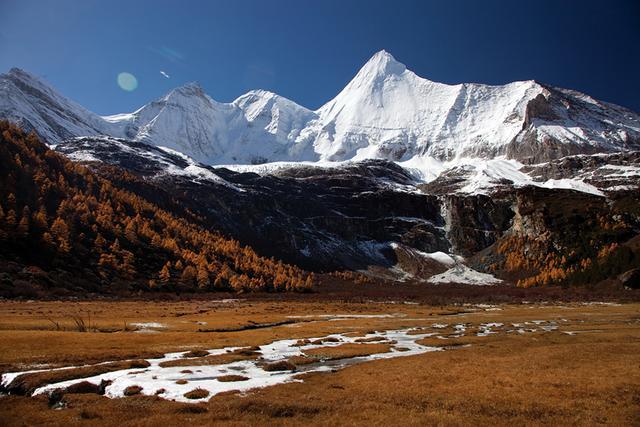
[0,300,638,425]
[309,337,340,345]
[159,347,260,368]
[183,349,209,358]
[302,343,393,361]
[262,360,297,371]
[416,335,493,347]
[183,388,210,399]
[64,381,102,394]
[122,385,142,396]
[286,355,318,366]
[216,375,249,382]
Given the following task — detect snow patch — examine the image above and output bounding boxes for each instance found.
[428,264,502,286]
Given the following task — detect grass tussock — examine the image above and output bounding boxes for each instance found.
[175,379,188,385]
[183,349,209,358]
[183,388,210,399]
[216,375,249,382]
[123,385,142,396]
[63,381,101,394]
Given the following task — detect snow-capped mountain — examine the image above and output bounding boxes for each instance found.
[1,54,639,286]
[0,68,112,143]
[310,51,640,164]
[101,83,318,165]
[1,50,639,170]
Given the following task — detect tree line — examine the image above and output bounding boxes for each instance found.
[0,121,314,293]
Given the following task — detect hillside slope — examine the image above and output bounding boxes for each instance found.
[0,121,312,297]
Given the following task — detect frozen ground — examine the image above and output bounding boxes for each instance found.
[1,319,572,403]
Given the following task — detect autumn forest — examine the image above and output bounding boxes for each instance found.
[0,121,314,296]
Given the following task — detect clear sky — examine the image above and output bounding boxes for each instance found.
[1,0,638,115]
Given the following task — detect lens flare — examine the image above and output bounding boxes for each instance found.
[117,72,138,91]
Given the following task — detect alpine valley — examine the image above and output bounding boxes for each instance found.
[1,50,639,294]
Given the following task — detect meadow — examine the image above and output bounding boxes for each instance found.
[0,298,638,425]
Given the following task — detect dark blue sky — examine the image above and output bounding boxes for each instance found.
[1,0,638,114]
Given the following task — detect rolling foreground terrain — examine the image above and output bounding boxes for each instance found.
[0,299,638,425]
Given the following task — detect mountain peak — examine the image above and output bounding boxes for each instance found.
[4,68,49,88]
[359,50,407,77]
[173,81,204,94]
[162,81,214,106]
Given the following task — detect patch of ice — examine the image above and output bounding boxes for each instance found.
[131,322,166,329]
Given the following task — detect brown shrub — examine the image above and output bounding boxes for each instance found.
[175,379,188,385]
[184,388,210,399]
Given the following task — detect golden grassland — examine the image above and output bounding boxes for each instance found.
[0,299,638,426]
[301,343,393,361]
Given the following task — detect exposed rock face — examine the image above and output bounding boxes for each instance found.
[440,195,514,256]
[57,138,449,270]
[506,84,640,164]
[522,151,640,190]
[469,187,640,286]
[55,136,640,287]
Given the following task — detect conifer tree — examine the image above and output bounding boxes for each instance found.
[159,262,171,284]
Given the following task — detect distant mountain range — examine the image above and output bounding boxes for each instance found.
[1,51,639,290]
[2,50,639,167]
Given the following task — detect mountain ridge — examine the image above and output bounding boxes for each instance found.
[2,50,639,171]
